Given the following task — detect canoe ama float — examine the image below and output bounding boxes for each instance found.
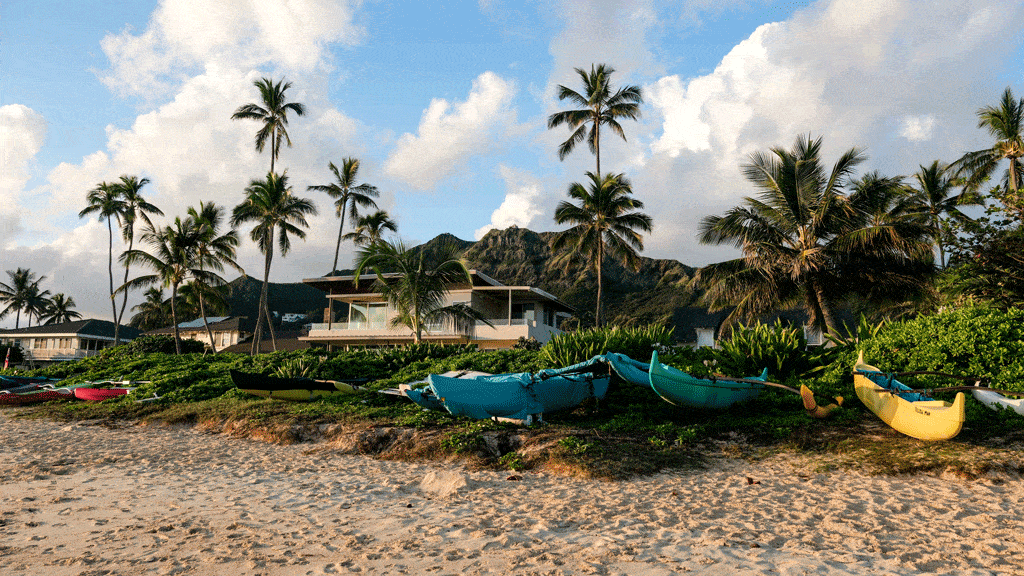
[648,350,767,410]
[229,369,368,401]
[854,351,964,441]
[74,387,133,402]
[404,356,611,423]
[972,386,1024,417]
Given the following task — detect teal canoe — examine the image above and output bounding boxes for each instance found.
[404,356,611,422]
[648,350,767,409]
[604,352,653,388]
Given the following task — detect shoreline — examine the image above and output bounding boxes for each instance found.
[1,412,1022,575]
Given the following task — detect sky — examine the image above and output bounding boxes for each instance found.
[2,0,1023,327]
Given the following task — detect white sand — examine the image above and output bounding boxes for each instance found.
[1,412,1021,576]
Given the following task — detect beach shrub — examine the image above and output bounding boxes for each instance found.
[109,335,208,357]
[712,320,812,381]
[541,324,674,366]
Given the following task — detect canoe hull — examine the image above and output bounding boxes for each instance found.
[854,352,964,441]
[0,386,79,406]
[648,351,765,409]
[228,370,366,402]
[408,357,611,422]
[604,352,653,388]
[971,388,1024,416]
[74,388,131,402]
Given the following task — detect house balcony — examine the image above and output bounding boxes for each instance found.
[304,318,562,347]
[27,348,102,362]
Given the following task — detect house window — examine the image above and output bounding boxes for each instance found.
[221,332,230,347]
[543,306,556,327]
[350,302,388,329]
[511,303,535,323]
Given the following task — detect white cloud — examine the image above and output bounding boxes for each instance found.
[100,0,366,98]
[0,105,48,222]
[384,72,519,190]
[474,166,549,239]
[899,115,937,142]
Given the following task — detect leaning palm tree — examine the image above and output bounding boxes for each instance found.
[697,134,933,334]
[308,158,380,274]
[79,181,127,337]
[231,172,317,354]
[951,87,1024,202]
[353,238,490,343]
[119,218,205,354]
[187,201,243,353]
[906,161,984,267]
[342,210,398,247]
[113,174,163,344]
[42,293,83,325]
[553,172,652,326]
[231,77,306,174]
[0,268,46,328]
[547,63,643,178]
[129,287,172,330]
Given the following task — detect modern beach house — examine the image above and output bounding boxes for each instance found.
[0,319,141,366]
[300,270,573,349]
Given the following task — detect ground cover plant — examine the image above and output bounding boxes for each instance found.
[5,313,1024,479]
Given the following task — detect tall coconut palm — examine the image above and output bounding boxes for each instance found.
[231,77,306,174]
[353,238,490,343]
[42,294,83,325]
[906,161,984,267]
[231,172,317,354]
[113,174,163,344]
[187,201,243,353]
[343,210,398,247]
[129,287,172,331]
[697,134,933,334]
[547,63,643,178]
[79,182,127,336]
[119,218,205,354]
[308,158,380,274]
[0,268,45,328]
[552,172,652,326]
[952,87,1024,201]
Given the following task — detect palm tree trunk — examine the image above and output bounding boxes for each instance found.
[198,280,217,354]
[413,301,422,343]
[265,305,277,351]
[115,230,134,346]
[170,282,181,355]
[806,280,838,335]
[595,239,604,327]
[326,205,348,332]
[253,239,275,355]
[594,114,601,179]
[107,220,119,342]
[14,309,20,330]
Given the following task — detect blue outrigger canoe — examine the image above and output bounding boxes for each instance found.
[404,356,611,423]
[649,350,767,409]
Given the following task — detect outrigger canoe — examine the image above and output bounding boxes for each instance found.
[604,352,653,388]
[853,352,965,441]
[972,385,1024,416]
[404,356,611,423]
[74,387,132,402]
[0,384,86,406]
[228,369,369,401]
[648,350,767,409]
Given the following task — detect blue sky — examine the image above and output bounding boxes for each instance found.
[2,0,1023,324]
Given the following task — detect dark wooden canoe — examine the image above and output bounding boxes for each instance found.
[229,369,370,401]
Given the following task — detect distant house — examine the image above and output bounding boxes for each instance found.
[144,316,254,349]
[0,319,141,366]
[300,270,573,350]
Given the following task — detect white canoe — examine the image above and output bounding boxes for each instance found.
[972,387,1024,416]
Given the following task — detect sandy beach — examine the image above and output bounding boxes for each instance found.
[1,412,1021,576]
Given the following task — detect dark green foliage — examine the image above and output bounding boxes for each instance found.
[112,335,208,357]
[715,321,812,381]
[1,343,25,367]
[541,324,674,366]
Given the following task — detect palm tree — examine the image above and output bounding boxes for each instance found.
[308,158,380,274]
[906,161,984,267]
[231,172,317,354]
[119,218,204,354]
[552,172,652,326]
[547,63,643,178]
[952,87,1024,203]
[129,287,172,331]
[231,77,306,174]
[353,238,490,343]
[22,283,52,327]
[42,294,83,325]
[113,174,163,344]
[0,268,45,328]
[343,210,398,247]
[79,181,127,338]
[186,201,243,353]
[697,134,933,334]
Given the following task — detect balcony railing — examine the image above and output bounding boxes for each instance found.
[310,318,535,333]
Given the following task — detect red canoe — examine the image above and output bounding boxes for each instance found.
[74,387,132,402]
[0,387,78,406]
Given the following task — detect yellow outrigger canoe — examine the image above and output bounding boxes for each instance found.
[853,352,965,441]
